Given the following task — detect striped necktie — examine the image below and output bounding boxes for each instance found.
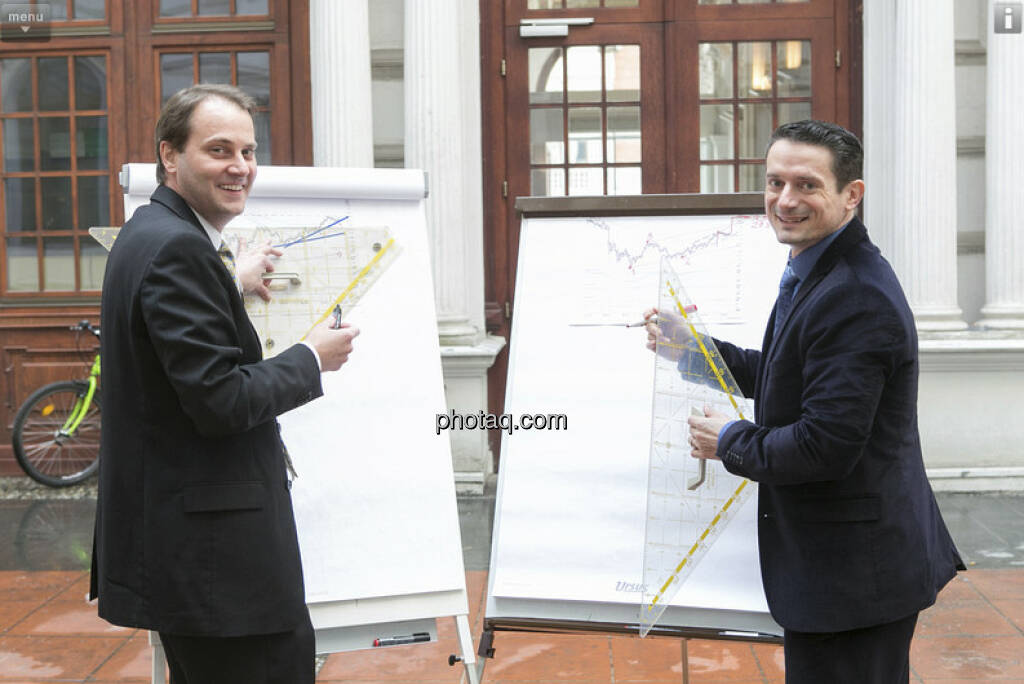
[217,242,236,279]
[773,264,799,338]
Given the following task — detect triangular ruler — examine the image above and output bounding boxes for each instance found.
[640,256,755,636]
[88,219,400,359]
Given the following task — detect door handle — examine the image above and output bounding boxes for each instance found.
[519,17,594,38]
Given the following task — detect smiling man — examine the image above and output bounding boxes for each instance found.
[647,120,963,683]
[91,84,360,683]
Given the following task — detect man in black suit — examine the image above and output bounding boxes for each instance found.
[90,84,360,683]
[647,120,963,683]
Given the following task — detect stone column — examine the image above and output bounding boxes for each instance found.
[872,0,966,331]
[978,0,1024,329]
[405,0,505,491]
[309,0,374,167]
[862,0,894,261]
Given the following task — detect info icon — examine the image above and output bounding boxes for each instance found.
[1,3,51,41]
[995,2,1023,34]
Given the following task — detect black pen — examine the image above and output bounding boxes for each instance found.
[372,632,430,647]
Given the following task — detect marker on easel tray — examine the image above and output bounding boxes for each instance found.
[372,632,431,647]
[330,304,343,329]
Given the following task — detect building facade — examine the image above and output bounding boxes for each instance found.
[0,0,1021,490]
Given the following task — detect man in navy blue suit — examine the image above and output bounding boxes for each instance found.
[647,120,963,683]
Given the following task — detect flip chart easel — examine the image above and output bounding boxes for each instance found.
[118,163,479,684]
[476,194,786,682]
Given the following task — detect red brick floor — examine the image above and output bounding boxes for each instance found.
[0,569,1022,682]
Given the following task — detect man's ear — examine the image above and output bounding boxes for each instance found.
[159,140,178,177]
[845,179,865,211]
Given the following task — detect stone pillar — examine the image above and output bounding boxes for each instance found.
[978,0,1024,329]
[405,0,504,491]
[862,0,894,261]
[874,0,967,331]
[309,0,374,167]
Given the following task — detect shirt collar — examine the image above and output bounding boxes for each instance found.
[787,220,851,283]
[189,208,224,249]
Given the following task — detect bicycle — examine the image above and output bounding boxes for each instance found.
[12,320,101,487]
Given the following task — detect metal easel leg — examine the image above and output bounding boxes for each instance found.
[149,631,167,684]
[453,614,482,684]
[681,638,690,684]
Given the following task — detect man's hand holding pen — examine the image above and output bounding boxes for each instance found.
[307,313,360,372]
[643,307,695,362]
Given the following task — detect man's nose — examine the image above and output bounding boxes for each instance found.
[226,153,250,175]
[777,184,799,208]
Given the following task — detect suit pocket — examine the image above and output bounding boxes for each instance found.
[795,494,880,523]
[183,481,266,513]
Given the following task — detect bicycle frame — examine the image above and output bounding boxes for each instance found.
[57,354,100,438]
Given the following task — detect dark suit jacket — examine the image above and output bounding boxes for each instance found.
[90,185,323,637]
[715,216,963,633]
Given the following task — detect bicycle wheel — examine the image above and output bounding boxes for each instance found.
[12,380,101,487]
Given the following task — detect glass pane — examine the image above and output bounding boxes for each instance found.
[5,178,36,231]
[698,0,732,4]
[76,115,108,170]
[80,238,106,290]
[607,106,640,163]
[39,117,72,171]
[237,52,270,107]
[566,0,600,7]
[530,108,564,164]
[529,48,563,105]
[75,56,106,110]
[160,53,194,105]
[50,2,68,20]
[607,166,641,194]
[778,101,812,126]
[531,168,565,196]
[528,0,563,8]
[236,0,269,13]
[567,46,602,103]
[78,175,109,229]
[39,58,69,111]
[1,59,33,113]
[700,104,733,161]
[739,0,773,3]
[73,0,106,20]
[198,0,230,15]
[568,167,603,196]
[253,110,272,164]
[605,45,639,102]
[739,163,766,192]
[44,237,75,290]
[41,177,72,231]
[160,0,190,16]
[700,164,734,193]
[605,0,640,6]
[6,237,39,291]
[738,102,772,158]
[199,52,231,85]
[699,43,733,99]
[568,107,602,163]
[738,42,772,97]
[4,118,35,171]
[777,41,811,98]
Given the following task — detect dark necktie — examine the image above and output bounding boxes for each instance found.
[773,264,799,338]
[217,242,236,279]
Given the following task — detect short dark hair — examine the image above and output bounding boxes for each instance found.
[767,119,863,190]
[154,84,256,184]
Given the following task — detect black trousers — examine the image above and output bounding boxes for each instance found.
[783,612,919,684]
[159,612,315,684]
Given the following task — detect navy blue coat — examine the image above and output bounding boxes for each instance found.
[715,217,963,633]
[91,185,322,637]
